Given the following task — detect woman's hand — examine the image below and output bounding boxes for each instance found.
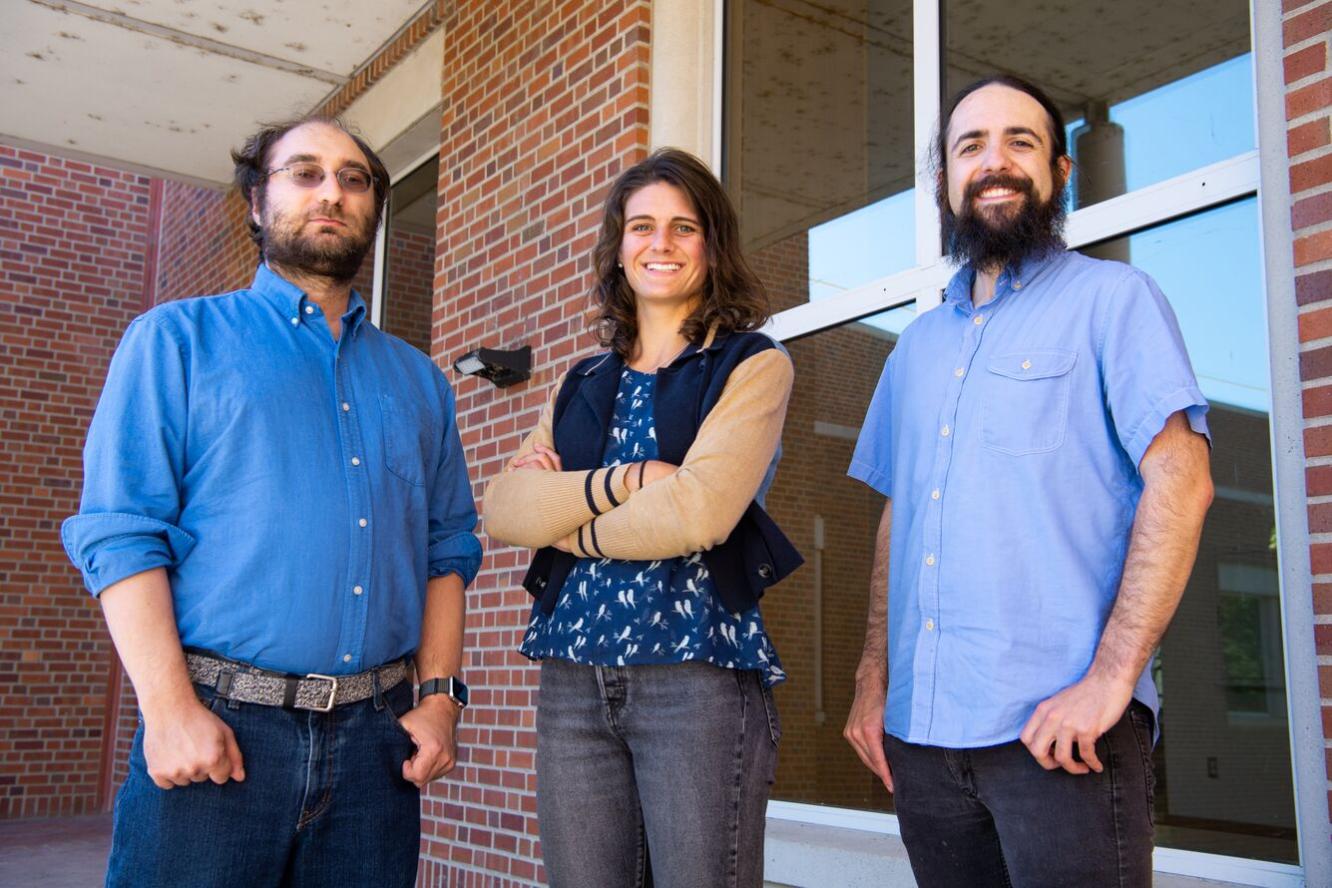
[511,444,562,472]
[629,460,678,491]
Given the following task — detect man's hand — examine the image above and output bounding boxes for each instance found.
[1018,671,1134,775]
[843,671,894,792]
[142,697,245,789]
[398,694,461,787]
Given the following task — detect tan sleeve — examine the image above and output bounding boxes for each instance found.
[560,347,794,559]
[482,380,634,548]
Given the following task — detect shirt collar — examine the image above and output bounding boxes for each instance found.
[944,247,1067,312]
[251,263,369,336]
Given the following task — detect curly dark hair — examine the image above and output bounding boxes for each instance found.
[230,115,389,255]
[590,148,770,358]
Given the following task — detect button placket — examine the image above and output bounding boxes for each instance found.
[333,345,373,669]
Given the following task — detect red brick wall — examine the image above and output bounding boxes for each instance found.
[384,227,435,354]
[1286,0,1332,835]
[0,142,152,818]
[154,182,255,304]
[425,2,650,884]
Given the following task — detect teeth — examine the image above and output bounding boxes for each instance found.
[979,187,1017,198]
[646,263,681,271]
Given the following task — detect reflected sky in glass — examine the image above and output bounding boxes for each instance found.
[805,53,1255,308]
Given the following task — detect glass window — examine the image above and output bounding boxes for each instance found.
[944,0,1253,209]
[357,157,438,354]
[1090,198,1295,863]
[727,0,915,311]
[761,304,913,814]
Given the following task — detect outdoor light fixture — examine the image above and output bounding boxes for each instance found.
[452,345,532,388]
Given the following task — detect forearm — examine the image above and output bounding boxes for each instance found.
[1089,414,1212,688]
[483,464,634,547]
[855,500,892,687]
[98,567,196,719]
[414,573,466,681]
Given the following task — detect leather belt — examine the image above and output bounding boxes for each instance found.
[185,650,410,712]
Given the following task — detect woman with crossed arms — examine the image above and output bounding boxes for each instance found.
[484,148,801,888]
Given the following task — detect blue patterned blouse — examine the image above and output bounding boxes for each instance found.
[520,367,785,686]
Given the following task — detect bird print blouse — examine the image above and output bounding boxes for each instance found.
[520,366,785,686]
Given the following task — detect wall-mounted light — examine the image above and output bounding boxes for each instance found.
[452,345,532,388]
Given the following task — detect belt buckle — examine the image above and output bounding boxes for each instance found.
[304,673,339,712]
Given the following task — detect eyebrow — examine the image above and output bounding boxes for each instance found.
[277,152,371,173]
[951,126,1044,151]
[625,214,701,225]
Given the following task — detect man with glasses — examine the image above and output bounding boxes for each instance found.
[843,77,1214,885]
[63,116,480,886]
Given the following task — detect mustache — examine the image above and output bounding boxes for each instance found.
[963,173,1035,205]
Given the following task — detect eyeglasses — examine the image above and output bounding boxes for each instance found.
[265,163,374,194]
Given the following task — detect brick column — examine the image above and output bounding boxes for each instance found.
[425,2,650,884]
[1284,0,1332,832]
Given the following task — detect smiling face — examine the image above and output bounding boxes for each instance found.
[618,182,709,311]
[253,122,378,281]
[945,83,1068,223]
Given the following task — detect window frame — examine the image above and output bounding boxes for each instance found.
[716,1,1323,883]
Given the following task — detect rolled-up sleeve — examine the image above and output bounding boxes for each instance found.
[61,316,197,595]
[1099,269,1211,468]
[426,375,482,586]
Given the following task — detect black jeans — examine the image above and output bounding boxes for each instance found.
[883,702,1156,888]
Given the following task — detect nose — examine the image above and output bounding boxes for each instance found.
[650,226,674,252]
[979,141,1011,174]
[314,170,345,204]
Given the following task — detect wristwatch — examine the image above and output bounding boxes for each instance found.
[418,676,468,709]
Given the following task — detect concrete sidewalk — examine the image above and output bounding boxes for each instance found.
[0,813,111,887]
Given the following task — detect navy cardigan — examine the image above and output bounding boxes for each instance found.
[522,330,803,616]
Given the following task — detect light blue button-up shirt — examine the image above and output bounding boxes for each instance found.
[62,265,482,676]
[849,250,1209,747]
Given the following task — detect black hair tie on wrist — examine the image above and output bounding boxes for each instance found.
[637,461,647,490]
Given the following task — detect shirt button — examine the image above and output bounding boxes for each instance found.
[353,585,363,596]
[342,654,352,663]
[342,402,350,412]
[290,317,300,326]
[304,305,315,315]
[925,554,936,566]
[926,618,936,631]
[931,489,940,500]
[940,425,950,437]
[954,367,964,378]
[1021,359,1032,370]
[973,315,984,325]
[358,518,368,528]
[1013,281,1023,290]
[351,456,361,466]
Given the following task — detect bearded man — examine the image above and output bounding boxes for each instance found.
[62,117,480,887]
[842,77,1214,885]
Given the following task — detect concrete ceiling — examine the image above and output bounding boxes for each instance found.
[3,0,431,185]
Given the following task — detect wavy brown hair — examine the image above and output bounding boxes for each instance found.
[589,148,770,358]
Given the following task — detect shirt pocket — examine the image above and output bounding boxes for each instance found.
[379,393,434,487]
[980,349,1076,455]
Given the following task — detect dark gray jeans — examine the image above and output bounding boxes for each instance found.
[535,658,780,888]
[883,702,1156,888]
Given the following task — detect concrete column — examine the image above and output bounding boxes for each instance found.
[1074,100,1129,262]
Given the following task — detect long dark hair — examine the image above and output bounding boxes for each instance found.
[590,148,769,358]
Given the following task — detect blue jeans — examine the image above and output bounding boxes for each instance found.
[536,659,780,888]
[882,702,1156,888]
[106,677,420,888]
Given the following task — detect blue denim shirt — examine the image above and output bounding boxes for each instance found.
[62,265,482,676]
[849,250,1209,747]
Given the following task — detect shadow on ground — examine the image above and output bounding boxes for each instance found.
[0,813,111,887]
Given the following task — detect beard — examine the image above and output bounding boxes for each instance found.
[260,201,376,283]
[941,171,1067,272]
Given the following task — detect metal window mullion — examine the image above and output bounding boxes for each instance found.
[913,0,943,312]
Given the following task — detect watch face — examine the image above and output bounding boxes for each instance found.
[450,678,469,708]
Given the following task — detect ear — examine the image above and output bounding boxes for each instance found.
[250,189,262,228]
[1055,154,1073,185]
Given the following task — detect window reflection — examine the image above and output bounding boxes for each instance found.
[763,304,913,813]
[946,0,1252,210]
[728,0,916,310]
